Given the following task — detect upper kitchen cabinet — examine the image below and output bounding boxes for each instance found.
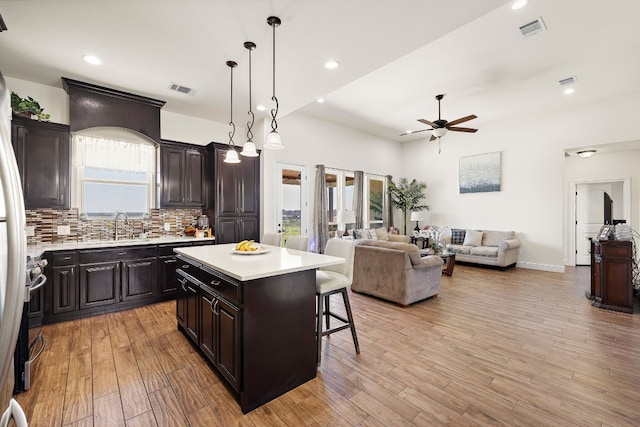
[11,116,70,209]
[213,144,259,217]
[210,143,260,243]
[160,141,207,208]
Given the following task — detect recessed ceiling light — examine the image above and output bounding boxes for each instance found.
[563,87,575,95]
[405,130,413,134]
[316,98,325,103]
[256,104,266,111]
[511,0,529,10]
[82,55,102,65]
[577,150,596,158]
[324,60,340,70]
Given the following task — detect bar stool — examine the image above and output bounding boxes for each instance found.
[284,235,309,251]
[316,239,360,367]
[261,232,281,247]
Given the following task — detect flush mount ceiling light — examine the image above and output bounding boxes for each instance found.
[241,41,259,158]
[577,150,596,158]
[224,60,240,164]
[323,60,340,70]
[264,16,284,150]
[82,55,102,65]
[511,0,529,10]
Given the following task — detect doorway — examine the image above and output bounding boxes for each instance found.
[573,180,627,265]
[276,163,308,245]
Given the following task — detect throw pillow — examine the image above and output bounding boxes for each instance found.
[451,228,466,245]
[367,229,378,240]
[374,228,389,241]
[352,229,369,239]
[462,229,483,247]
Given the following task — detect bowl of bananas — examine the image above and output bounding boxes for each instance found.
[232,240,268,255]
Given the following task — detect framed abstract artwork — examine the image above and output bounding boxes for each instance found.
[459,151,501,193]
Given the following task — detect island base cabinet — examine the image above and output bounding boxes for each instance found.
[176,258,317,413]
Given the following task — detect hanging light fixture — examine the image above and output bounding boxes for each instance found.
[264,16,284,150]
[224,60,240,164]
[241,41,259,157]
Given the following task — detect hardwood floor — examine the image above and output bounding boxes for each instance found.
[15,265,640,426]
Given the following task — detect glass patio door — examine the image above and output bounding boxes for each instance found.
[276,163,308,245]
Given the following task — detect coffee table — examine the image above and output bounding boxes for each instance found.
[439,251,456,276]
[421,249,456,276]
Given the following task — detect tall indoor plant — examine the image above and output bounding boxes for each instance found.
[388,177,429,235]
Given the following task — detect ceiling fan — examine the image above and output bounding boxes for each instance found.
[401,94,478,142]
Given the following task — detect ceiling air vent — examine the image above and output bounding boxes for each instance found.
[519,17,546,37]
[168,82,195,95]
[559,76,578,87]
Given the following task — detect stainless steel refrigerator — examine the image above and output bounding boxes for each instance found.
[0,70,28,425]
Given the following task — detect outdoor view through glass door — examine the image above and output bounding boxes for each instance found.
[276,163,307,246]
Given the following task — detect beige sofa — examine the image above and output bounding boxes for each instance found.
[441,228,520,269]
[351,240,443,306]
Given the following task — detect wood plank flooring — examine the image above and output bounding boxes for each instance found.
[15,266,640,426]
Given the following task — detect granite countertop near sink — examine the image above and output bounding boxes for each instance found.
[27,236,215,259]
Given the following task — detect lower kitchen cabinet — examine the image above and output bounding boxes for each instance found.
[176,270,200,343]
[78,261,120,310]
[122,257,158,301]
[51,251,77,315]
[38,239,214,324]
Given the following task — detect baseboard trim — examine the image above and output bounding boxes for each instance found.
[516,261,566,273]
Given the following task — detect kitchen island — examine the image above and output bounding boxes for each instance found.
[173,243,343,413]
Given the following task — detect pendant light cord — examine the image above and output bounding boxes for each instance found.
[228,61,236,147]
[246,43,255,142]
[270,18,279,133]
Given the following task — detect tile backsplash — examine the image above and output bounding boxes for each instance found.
[26,208,204,245]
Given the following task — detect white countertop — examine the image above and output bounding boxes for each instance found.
[175,243,344,281]
[27,236,215,259]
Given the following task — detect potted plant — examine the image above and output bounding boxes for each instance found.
[10,91,51,121]
[388,177,429,235]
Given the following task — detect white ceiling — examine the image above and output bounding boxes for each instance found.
[1,0,639,147]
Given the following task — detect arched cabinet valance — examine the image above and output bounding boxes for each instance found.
[62,77,165,144]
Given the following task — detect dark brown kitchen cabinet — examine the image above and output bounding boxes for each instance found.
[177,269,200,343]
[50,251,77,315]
[211,143,260,244]
[11,116,70,209]
[122,257,158,301]
[160,141,206,208]
[78,261,120,310]
[591,239,634,313]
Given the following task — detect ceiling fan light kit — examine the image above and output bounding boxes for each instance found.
[404,94,478,153]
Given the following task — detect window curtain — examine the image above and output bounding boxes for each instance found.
[313,165,328,253]
[73,135,155,173]
[353,170,364,229]
[384,175,394,228]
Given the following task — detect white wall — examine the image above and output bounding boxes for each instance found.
[402,91,640,272]
[259,112,404,238]
[6,77,69,124]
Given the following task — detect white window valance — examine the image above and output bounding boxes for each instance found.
[73,135,155,173]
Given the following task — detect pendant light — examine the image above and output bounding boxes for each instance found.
[241,41,259,157]
[224,60,240,164]
[264,16,284,150]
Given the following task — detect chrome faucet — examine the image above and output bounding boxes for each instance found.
[114,211,130,240]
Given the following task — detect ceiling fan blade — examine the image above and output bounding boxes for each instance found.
[418,118,437,127]
[446,114,477,127]
[448,126,477,133]
[430,135,437,142]
[400,128,431,136]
